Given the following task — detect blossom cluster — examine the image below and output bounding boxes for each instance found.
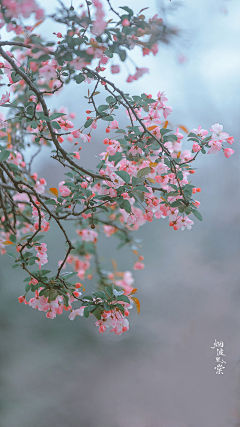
[0,0,235,336]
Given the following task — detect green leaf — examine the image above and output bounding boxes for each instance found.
[32,235,44,242]
[97,105,109,113]
[101,115,114,121]
[122,199,131,213]
[132,176,139,187]
[74,74,85,84]
[160,128,172,135]
[108,152,122,165]
[44,199,57,205]
[117,295,130,304]
[82,295,93,301]
[119,6,134,15]
[134,185,150,193]
[106,96,115,104]
[191,209,203,221]
[118,49,126,62]
[115,170,130,184]
[38,270,51,275]
[93,291,106,299]
[84,119,93,128]
[177,172,183,180]
[170,200,184,208]
[92,307,102,320]
[105,285,114,298]
[51,121,61,130]
[60,272,76,279]
[6,252,16,258]
[50,113,66,120]
[49,290,58,302]
[84,306,89,318]
[9,234,16,243]
[25,283,31,292]
[0,150,10,162]
[163,134,178,142]
[137,167,151,178]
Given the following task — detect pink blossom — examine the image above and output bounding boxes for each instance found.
[109,120,118,129]
[224,148,234,158]
[227,136,234,145]
[91,0,107,36]
[208,140,222,154]
[39,63,57,80]
[162,105,173,119]
[103,225,116,237]
[77,228,98,243]
[191,125,208,138]
[127,67,149,83]
[192,143,201,152]
[0,91,10,105]
[111,65,120,74]
[122,19,130,26]
[73,151,80,159]
[133,262,145,270]
[71,129,81,138]
[210,123,229,141]
[59,181,71,197]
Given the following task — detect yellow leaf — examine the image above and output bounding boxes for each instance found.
[132,297,140,314]
[132,250,139,256]
[47,187,58,197]
[149,162,157,167]
[2,240,14,245]
[163,120,168,129]
[80,284,85,292]
[177,151,181,158]
[147,178,156,183]
[111,259,117,271]
[131,288,138,294]
[147,125,158,131]
[31,19,44,31]
[178,125,189,134]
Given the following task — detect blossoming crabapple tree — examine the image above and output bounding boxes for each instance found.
[0,0,235,335]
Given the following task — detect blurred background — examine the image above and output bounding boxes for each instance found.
[1,0,240,426]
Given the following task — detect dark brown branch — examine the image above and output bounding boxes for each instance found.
[0,45,110,182]
[0,161,75,278]
[106,0,121,18]
[0,41,32,48]
[84,67,173,159]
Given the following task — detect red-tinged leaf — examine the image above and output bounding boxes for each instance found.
[31,20,44,31]
[2,240,14,245]
[147,178,156,183]
[47,187,58,197]
[177,151,181,158]
[163,120,168,129]
[178,125,189,134]
[147,125,158,131]
[132,297,140,314]
[130,288,138,295]
[139,7,149,14]
[111,259,117,271]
